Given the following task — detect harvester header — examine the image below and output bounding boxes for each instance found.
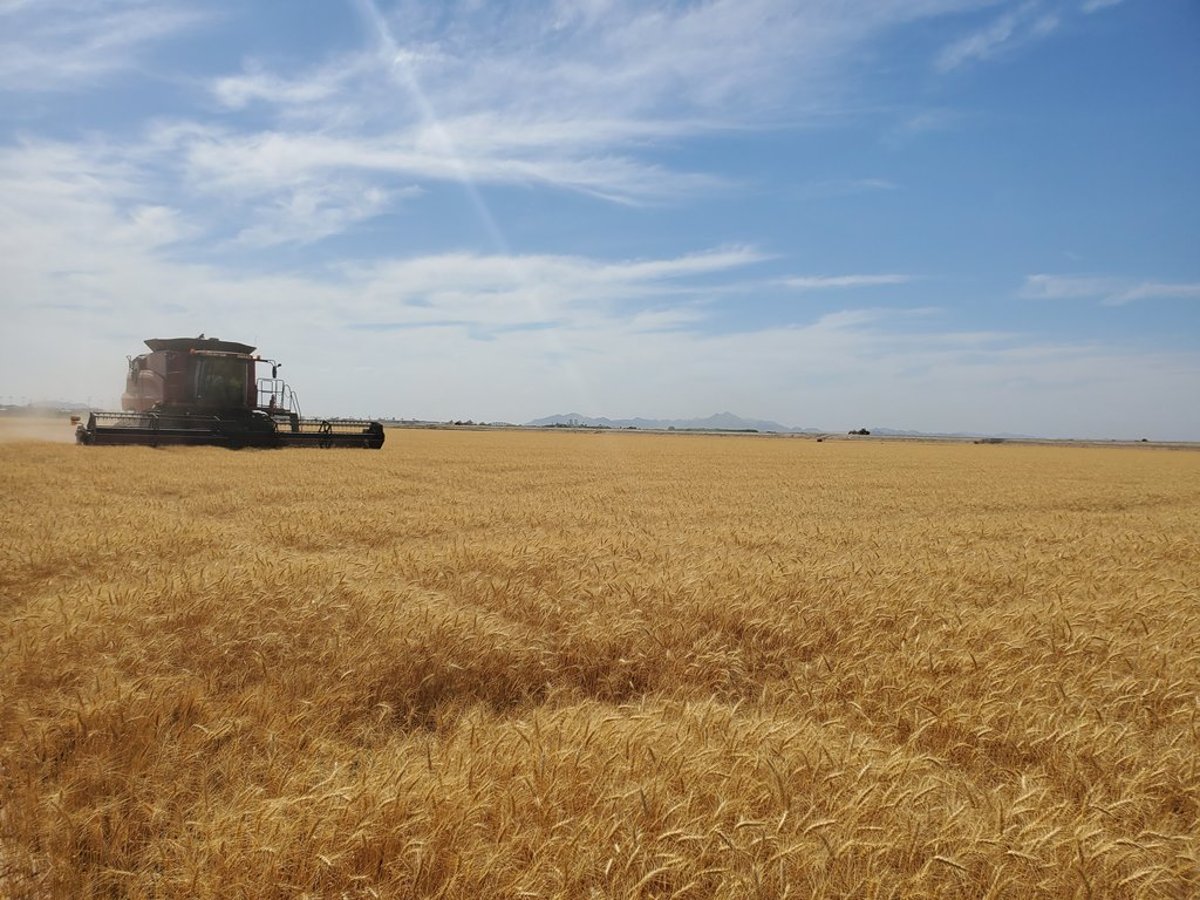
[76,336,385,449]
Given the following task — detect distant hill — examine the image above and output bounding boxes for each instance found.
[527,412,822,433]
[868,426,1035,439]
[528,412,1036,440]
[0,401,95,415]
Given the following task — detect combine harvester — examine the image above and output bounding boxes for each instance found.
[75,336,385,449]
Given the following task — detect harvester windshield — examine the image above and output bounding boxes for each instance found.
[193,356,249,407]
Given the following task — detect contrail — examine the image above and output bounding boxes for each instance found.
[351,0,510,256]
[350,0,601,426]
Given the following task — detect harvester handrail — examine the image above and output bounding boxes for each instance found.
[257,377,301,418]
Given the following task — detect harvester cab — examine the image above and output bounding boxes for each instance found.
[76,336,385,449]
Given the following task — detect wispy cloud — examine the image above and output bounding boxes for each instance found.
[796,178,900,199]
[234,182,420,248]
[1081,0,1123,13]
[782,274,912,290]
[160,124,726,208]
[341,246,770,328]
[889,108,962,143]
[936,2,1060,72]
[0,138,765,330]
[2,0,1017,240]
[212,57,372,111]
[171,0,999,216]
[1022,274,1200,305]
[0,0,208,92]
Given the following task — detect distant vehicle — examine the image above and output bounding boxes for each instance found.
[74,336,384,449]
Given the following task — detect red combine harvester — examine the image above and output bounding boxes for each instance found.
[75,336,385,449]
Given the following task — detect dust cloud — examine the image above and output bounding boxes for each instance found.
[0,417,78,443]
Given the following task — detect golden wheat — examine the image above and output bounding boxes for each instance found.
[1,424,1198,897]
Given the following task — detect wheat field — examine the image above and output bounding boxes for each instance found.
[1,425,1198,898]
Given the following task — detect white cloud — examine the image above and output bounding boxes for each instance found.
[152,0,996,214]
[852,179,900,192]
[1,0,1014,243]
[1021,274,1114,299]
[339,246,769,328]
[883,108,966,147]
[796,178,901,199]
[1022,274,1200,305]
[234,182,419,248]
[163,125,725,206]
[936,2,1060,72]
[212,57,372,111]
[0,138,764,332]
[782,274,912,290]
[1108,282,1200,305]
[0,0,208,92]
[1081,0,1123,13]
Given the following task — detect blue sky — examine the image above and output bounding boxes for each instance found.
[2,0,1197,438]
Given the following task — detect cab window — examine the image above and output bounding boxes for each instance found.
[194,357,247,406]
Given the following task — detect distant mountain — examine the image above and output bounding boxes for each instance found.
[527,412,822,433]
